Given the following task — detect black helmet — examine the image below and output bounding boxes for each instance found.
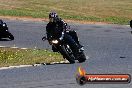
[0,19,7,27]
[0,20,4,27]
[49,12,59,22]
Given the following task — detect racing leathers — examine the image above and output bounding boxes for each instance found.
[46,19,83,52]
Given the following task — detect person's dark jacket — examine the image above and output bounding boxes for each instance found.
[46,19,66,40]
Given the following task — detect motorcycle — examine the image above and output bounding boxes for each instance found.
[42,32,86,64]
[130,20,132,28]
[130,20,132,34]
[0,23,14,40]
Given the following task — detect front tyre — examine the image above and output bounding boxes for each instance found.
[59,45,75,64]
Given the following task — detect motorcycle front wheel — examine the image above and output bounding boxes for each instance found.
[59,45,75,64]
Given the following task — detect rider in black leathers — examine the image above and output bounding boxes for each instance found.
[0,19,8,31]
[46,12,84,52]
[130,20,132,29]
[130,20,132,34]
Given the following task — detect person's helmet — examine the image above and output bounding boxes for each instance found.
[0,20,4,28]
[49,12,59,22]
[0,19,7,27]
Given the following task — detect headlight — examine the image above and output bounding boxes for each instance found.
[52,40,58,44]
[3,24,5,27]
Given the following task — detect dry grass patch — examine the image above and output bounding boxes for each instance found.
[0,48,63,67]
[0,0,132,24]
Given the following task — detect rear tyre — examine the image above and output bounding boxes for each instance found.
[77,52,86,63]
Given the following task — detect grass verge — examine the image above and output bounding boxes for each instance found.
[0,47,64,67]
[0,0,132,24]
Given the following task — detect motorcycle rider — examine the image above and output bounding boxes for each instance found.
[130,20,132,28]
[0,19,8,31]
[130,20,132,33]
[46,11,84,52]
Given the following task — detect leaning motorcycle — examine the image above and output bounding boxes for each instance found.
[42,32,86,64]
[0,23,14,40]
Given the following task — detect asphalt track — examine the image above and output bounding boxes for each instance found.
[0,19,132,88]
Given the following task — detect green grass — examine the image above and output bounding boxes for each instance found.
[0,48,64,67]
[0,0,132,24]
